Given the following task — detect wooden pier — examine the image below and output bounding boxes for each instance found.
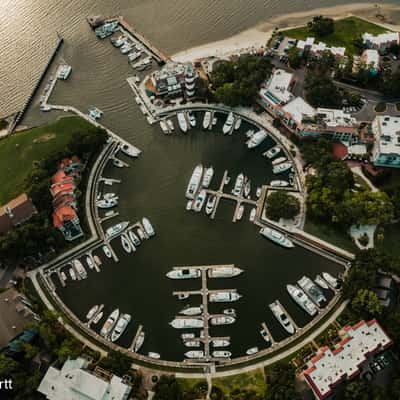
[129,324,143,352]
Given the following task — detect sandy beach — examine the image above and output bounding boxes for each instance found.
[171,2,400,62]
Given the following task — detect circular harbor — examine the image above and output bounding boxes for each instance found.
[52,110,344,365]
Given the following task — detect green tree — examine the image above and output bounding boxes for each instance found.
[99,350,132,376]
[266,191,300,221]
[265,362,300,400]
[307,16,335,37]
[153,375,183,400]
[0,353,19,377]
[287,47,302,69]
[305,72,342,108]
[351,288,382,317]
[342,380,369,400]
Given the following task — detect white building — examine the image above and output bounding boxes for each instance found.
[362,31,399,50]
[304,320,392,400]
[296,37,345,58]
[259,68,294,106]
[371,115,400,168]
[37,357,132,400]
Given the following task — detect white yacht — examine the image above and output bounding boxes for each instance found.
[208,266,243,278]
[202,167,214,188]
[186,164,203,199]
[269,301,295,335]
[322,272,339,289]
[315,275,329,290]
[100,309,120,338]
[170,318,204,329]
[111,313,131,342]
[105,221,129,239]
[273,162,292,174]
[86,256,94,270]
[180,306,202,316]
[203,111,212,129]
[247,130,267,148]
[212,339,230,347]
[205,195,216,215]
[236,205,244,220]
[142,217,155,237]
[128,230,141,246]
[246,347,259,355]
[287,284,318,316]
[134,331,145,352]
[264,145,282,159]
[74,260,87,279]
[166,269,201,279]
[260,227,294,248]
[210,316,235,325]
[260,328,271,343]
[120,143,141,157]
[212,350,231,358]
[298,276,326,307]
[234,117,242,130]
[188,111,196,127]
[271,156,287,166]
[270,180,289,187]
[69,268,76,280]
[102,246,112,258]
[209,292,242,302]
[86,305,99,320]
[177,112,188,133]
[223,112,235,134]
[232,173,245,196]
[193,189,207,212]
[148,352,160,359]
[185,350,204,359]
[249,208,256,222]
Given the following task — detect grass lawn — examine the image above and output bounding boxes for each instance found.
[304,219,358,253]
[212,369,266,397]
[282,17,389,55]
[0,116,94,204]
[376,224,400,258]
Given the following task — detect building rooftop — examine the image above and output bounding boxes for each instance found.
[262,69,294,104]
[316,108,356,128]
[373,115,400,155]
[297,37,345,57]
[362,49,380,69]
[362,31,399,47]
[304,320,392,400]
[283,96,316,125]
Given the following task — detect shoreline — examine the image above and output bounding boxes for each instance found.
[171,2,400,63]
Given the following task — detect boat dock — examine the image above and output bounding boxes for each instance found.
[99,177,122,185]
[261,322,276,345]
[275,300,299,331]
[87,304,104,328]
[129,324,144,352]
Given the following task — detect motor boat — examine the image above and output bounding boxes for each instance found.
[264,145,282,159]
[74,259,87,279]
[102,246,112,258]
[69,268,76,281]
[246,347,259,355]
[249,208,256,222]
[179,306,202,316]
[186,164,203,199]
[271,156,288,166]
[203,111,212,129]
[186,200,193,211]
[260,227,294,248]
[247,130,267,148]
[223,112,234,134]
[128,230,141,246]
[287,284,318,316]
[209,292,242,302]
[234,117,242,130]
[105,222,129,239]
[232,173,244,196]
[86,305,99,320]
[121,233,133,253]
[86,256,94,270]
[260,328,271,343]
[210,316,235,325]
[212,339,230,347]
[273,162,292,174]
[298,276,326,307]
[187,111,196,127]
[181,333,195,340]
[134,331,145,352]
[142,217,155,237]
[120,143,141,157]
[170,318,204,329]
[205,195,216,215]
[177,112,188,133]
[166,269,200,279]
[269,301,295,335]
[322,272,339,289]
[185,351,204,359]
[208,266,243,278]
[244,180,251,197]
[111,313,131,342]
[223,308,236,316]
[236,205,244,221]
[193,190,207,212]
[270,180,289,187]
[148,352,160,359]
[184,341,201,348]
[100,309,120,338]
[93,312,103,324]
[212,351,231,358]
[315,275,329,290]
[202,167,214,188]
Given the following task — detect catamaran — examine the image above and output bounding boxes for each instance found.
[193,190,207,212]
[232,173,245,196]
[111,313,131,342]
[210,316,235,325]
[166,269,201,279]
[209,292,242,302]
[202,167,214,188]
[100,309,120,338]
[273,162,292,174]
[322,272,339,289]
[287,284,318,316]
[177,112,188,133]
[203,111,212,129]
[269,301,295,335]
[247,130,267,148]
[222,112,234,134]
[208,266,243,278]
[264,145,281,159]
[170,318,204,329]
[205,195,216,215]
[260,227,294,248]
[186,164,203,199]
[298,276,326,307]
[142,217,155,237]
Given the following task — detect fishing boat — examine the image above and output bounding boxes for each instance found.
[148,352,160,359]
[86,305,99,320]
[105,222,129,239]
[120,143,141,157]
[177,112,188,133]
[100,309,120,338]
[249,208,256,222]
[212,339,230,347]
[203,111,212,129]
[202,167,214,188]
[186,200,193,211]
[271,156,287,166]
[181,333,195,340]
[223,112,235,134]
[121,233,133,254]
[210,316,235,325]
[236,205,244,221]
[298,276,326,307]
[184,341,201,348]
[269,301,295,335]
[166,119,174,131]
[212,351,231,358]
[93,312,103,324]
[270,180,289,187]
[234,117,242,130]
[287,284,318,316]
[223,308,236,316]
[260,328,271,343]
[187,111,196,127]
[244,180,251,197]
[142,217,155,237]
[322,272,339,289]
[134,331,145,352]
[209,292,242,302]
[232,173,245,196]
[208,266,243,278]
[264,145,281,159]
[185,351,204,359]
[74,260,87,279]
[273,162,292,174]
[246,129,255,138]
[246,347,259,355]
[102,246,112,258]
[260,227,294,248]
[111,313,131,342]
[180,306,202,316]
[186,164,203,199]
[247,130,267,148]
[166,269,200,279]
[205,195,216,215]
[193,190,207,212]
[128,230,141,246]
[86,256,94,270]
[315,275,329,290]
[169,318,204,329]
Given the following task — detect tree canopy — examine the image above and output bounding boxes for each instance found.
[307,16,335,37]
[266,191,300,221]
[305,72,343,108]
[265,362,301,400]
